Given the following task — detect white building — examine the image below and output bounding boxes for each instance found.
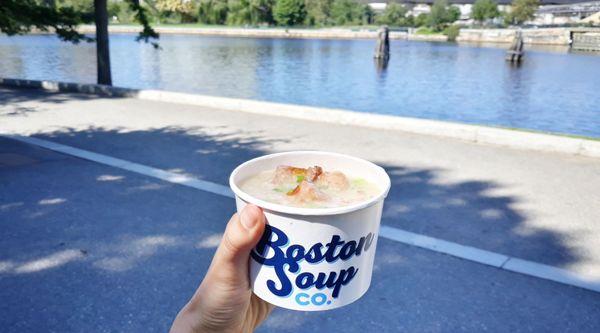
[365,0,599,25]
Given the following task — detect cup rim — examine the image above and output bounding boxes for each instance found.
[229,151,391,216]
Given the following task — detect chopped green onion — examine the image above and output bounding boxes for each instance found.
[351,178,367,186]
[296,175,305,183]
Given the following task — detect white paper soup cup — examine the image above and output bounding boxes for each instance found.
[229,151,391,311]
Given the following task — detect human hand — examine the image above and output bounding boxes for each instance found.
[170,205,274,333]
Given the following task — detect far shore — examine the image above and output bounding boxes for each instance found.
[23,24,600,45]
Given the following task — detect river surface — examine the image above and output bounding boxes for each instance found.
[1,34,599,138]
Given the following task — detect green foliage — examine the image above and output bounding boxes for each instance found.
[443,24,460,41]
[375,3,408,26]
[360,4,374,25]
[403,14,415,27]
[427,0,459,31]
[472,0,500,22]
[125,0,159,46]
[304,0,332,26]
[55,0,94,13]
[107,1,121,18]
[447,6,461,22]
[198,0,229,24]
[226,0,275,25]
[330,0,369,26]
[0,0,92,43]
[415,27,436,34]
[106,0,140,23]
[414,13,428,27]
[273,0,306,26]
[155,0,198,23]
[505,0,539,25]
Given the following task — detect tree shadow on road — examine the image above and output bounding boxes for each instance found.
[1,123,585,271]
[0,115,596,332]
[381,165,581,267]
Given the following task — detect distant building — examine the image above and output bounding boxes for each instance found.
[534,1,600,24]
[368,2,388,12]
[364,0,600,25]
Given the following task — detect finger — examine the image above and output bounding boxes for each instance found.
[209,204,266,287]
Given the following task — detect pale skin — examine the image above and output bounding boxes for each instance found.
[170,205,274,333]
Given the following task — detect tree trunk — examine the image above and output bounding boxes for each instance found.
[94,0,112,85]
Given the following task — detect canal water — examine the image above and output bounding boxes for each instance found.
[1,34,599,138]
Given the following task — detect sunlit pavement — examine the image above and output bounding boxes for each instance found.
[1,88,600,332]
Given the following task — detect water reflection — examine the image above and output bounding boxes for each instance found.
[374,57,389,75]
[0,34,599,137]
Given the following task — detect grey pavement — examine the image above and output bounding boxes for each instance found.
[1,88,600,332]
[1,138,599,332]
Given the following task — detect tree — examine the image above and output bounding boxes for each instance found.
[427,0,459,31]
[375,3,408,26]
[273,0,306,26]
[360,3,375,25]
[226,0,275,25]
[447,5,461,22]
[472,0,500,22]
[94,0,111,84]
[198,0,229,24]
[330,0,364,25]
[415,13,428,27]
[505,0,539,25]
[304,0,332,26]
[0,0,158,86]
[156,0,197,23]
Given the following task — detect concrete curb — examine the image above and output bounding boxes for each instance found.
[2,77,599,159]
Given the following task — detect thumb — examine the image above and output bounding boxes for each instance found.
[209,204,266,287]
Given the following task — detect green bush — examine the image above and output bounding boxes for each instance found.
[375,3,408,26]
[427,0,460,31]
[415,13,428,27]
[273,0,306,26]
[415,27,436,35]
[330,0,364,25]
[304,0,332,26]
[198,0,229,24]
[443,24,460,41]
[472,0,500,22]
[226,0,275,26]
[55,0,93,13]
[155,0,198,23]
[106,0,143,24]
[505,0,539,25]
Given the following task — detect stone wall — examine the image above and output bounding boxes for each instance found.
[457,28,572,45]
[70,25,600,45]
[78,25,410,40]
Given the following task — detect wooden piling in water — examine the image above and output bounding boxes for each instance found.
[506,30,524,63]
[374,26,390,60]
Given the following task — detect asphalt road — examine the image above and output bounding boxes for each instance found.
[1,88,599,332]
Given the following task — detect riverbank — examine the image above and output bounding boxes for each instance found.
[69,24,600,45]
[1,78,598,158]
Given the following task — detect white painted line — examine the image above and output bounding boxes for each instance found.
[6,134,233,199]
[3,134,599,294]
[117,161,234,198]
[502,258,600,293]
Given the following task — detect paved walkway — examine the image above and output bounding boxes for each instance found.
[1,87,599,332]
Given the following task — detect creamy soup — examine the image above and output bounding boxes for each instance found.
[240,165,380,208]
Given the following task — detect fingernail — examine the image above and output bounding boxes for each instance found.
[240,205,260,230]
